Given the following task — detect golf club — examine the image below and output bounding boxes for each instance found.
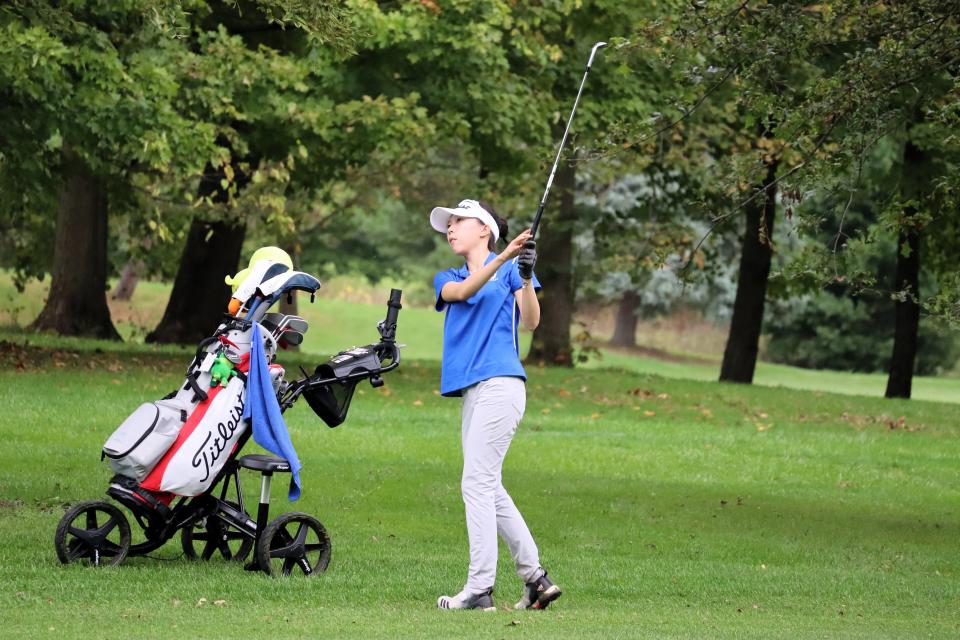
[271,315,309,341]
[529,41,607,239]
[279,330,304,347]
[260,312,285,334]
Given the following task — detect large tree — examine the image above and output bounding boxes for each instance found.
[147,2,442,343]
[340,0,664,365]
[0,0,356,339]
[1,2,216,337]
[621,0,960,387]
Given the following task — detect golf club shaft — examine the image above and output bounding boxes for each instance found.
[530,41,606,239]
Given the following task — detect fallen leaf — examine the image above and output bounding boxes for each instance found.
[213,600,227,606]
[196,598,208,607]
[412,399,423,406]
[590,412,601,419]
[643,410,656,417]
[558,388,572,397]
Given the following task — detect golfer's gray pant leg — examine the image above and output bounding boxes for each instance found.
[461,377,541,594]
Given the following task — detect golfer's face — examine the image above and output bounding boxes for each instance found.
[447,215,486,254]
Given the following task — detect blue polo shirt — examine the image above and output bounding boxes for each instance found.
[434,253,542,397]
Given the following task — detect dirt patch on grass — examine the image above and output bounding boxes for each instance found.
[0,340,186,373]
[603,343,718,365]
[577,305,729,359]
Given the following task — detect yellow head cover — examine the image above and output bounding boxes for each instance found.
[225,247,294,315]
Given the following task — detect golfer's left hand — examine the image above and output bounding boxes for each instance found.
[518,239,536,281]
[502,229,533,260]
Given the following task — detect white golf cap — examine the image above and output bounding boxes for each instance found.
[430,199,499,242]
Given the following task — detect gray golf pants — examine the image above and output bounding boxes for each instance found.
[461,376,541,594]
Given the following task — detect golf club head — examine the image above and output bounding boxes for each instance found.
[283,317,309,335]
[271,315,308,339]
[587,41,607,68]
[261,312,284,334]
[279,330,304,347]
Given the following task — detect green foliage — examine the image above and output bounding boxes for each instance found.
[263,0,671,286]
[622,1,960,323]
[766,293,958,376]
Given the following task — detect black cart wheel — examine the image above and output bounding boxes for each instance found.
[181,502,254,562]
[55,500,132,566]
[256,512,331,577]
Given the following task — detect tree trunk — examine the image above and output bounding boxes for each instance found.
[610,290,640,348]
[885,139,924,399]
[526,157,576,367]
[719,156,780,383]
[147,161,248,345]
[111,258,144,301]
[30,150,121,340]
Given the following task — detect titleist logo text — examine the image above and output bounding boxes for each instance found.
[192,398,245,482]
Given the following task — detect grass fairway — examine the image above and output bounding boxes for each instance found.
[1,339,958,639]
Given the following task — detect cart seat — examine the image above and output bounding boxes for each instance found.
[238,454,291,473]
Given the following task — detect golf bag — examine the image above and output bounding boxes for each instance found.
[101,264,317,499]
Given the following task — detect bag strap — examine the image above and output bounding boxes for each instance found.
[183,371,209,403]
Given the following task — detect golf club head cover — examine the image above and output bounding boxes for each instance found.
[518,239,537,281]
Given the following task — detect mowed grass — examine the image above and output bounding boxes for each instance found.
[589,350,960,405]
[1,339,959,639]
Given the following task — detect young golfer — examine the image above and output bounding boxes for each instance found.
[430,198,561,612]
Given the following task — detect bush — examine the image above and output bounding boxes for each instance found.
[765,293,958,375]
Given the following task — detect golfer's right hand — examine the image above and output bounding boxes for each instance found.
[502,229,532,260]
[518,239,537,280]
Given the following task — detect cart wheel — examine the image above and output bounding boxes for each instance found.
[181,502,254,562]
[256,512,331,577]
[55,500,131,567]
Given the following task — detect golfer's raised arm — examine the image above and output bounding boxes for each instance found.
[441,230,531,302]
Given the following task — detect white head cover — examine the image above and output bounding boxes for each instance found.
[429,199,499,242]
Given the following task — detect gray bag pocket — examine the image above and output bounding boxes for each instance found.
[102,400,188,481]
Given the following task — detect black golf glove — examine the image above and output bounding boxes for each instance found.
[518,239,537,281]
